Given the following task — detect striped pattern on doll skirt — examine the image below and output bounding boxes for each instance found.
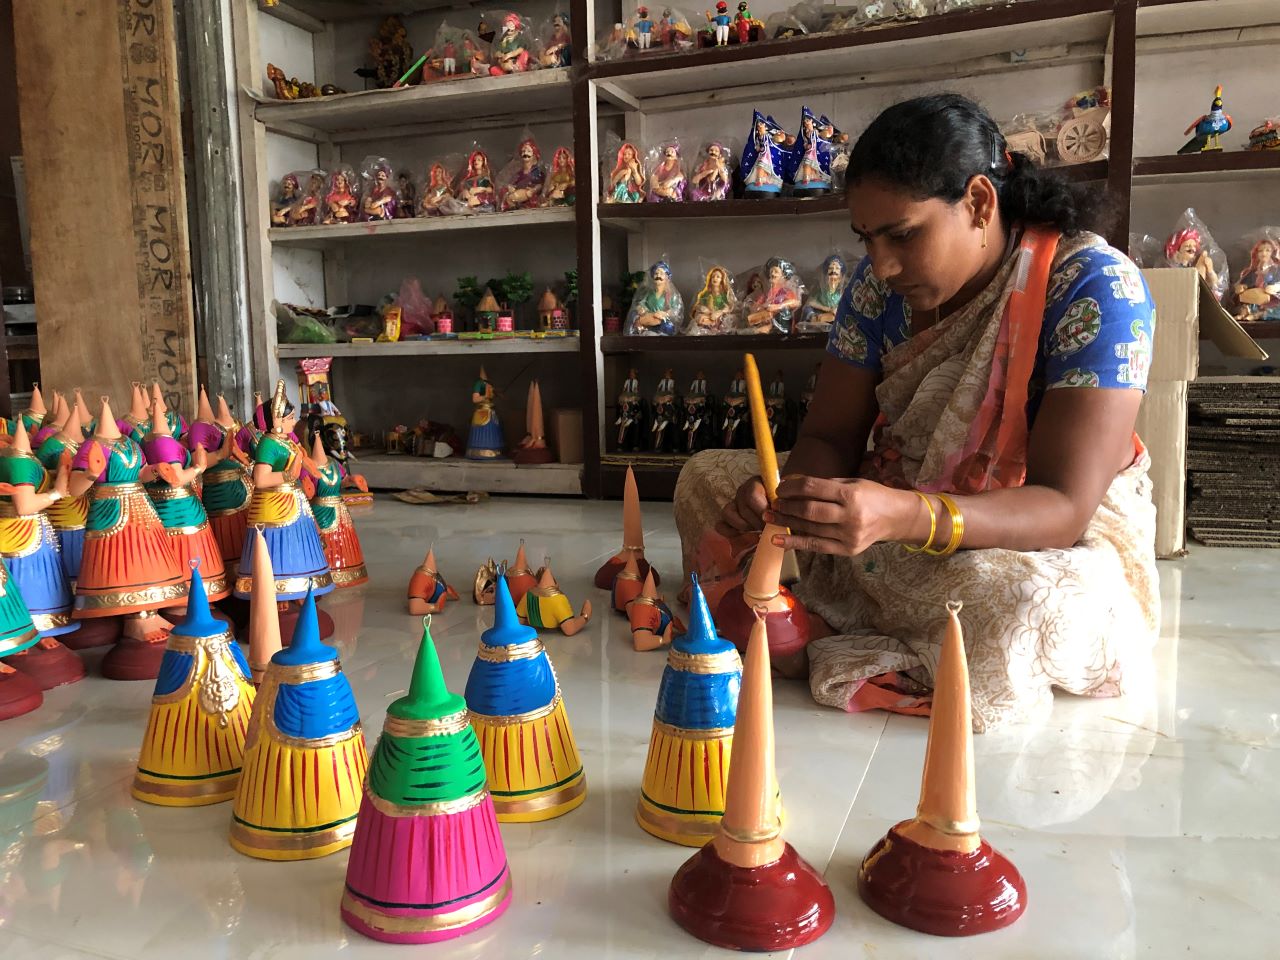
[75,492,185,617]
[636,723,732,847]
[471,697,585,822]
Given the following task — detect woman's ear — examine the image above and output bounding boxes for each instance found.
[965,174,1000,227]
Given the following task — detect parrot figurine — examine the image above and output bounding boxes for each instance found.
[1178,85,1232,154]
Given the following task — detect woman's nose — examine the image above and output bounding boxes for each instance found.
[867,246,899,283]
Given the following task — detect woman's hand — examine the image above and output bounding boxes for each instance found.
[766,476,919,556]
[717,476,768,537]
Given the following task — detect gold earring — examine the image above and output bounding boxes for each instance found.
[979,217,988,249]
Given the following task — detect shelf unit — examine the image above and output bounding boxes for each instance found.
[233,0,1280,499]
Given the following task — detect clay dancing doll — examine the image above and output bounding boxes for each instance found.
[456,149,496,212]
[504,541,538,605]
[545,146,576,205]
[689,142,731,202]
[517,561,592,636]
[308,433,368,588]
[0,561,43,720]
[741,111,787,197]
[498,138,546,211]
[359,158,398,221]
[466,367,506,459]
[797,254,848,332]
[419,162,456,216]
[611,551,645,615]
[473,557,499,605]
[647,141,687,202]
[787,106,832,195]
[615,370,646,453]
[193,394,252,570]
[322,168,359,224]
[406,548,459,615]
[1232,236,1280,321]
[650,372,679,453]
[689,265,737,334]
[122,383,151,443]
[35,406,89,588]
[626,260,684,336]
[627,570,684,652]
[682,373,716,454]
[490,13,532,74]
[607,142,645,203]
[742,257,803,334]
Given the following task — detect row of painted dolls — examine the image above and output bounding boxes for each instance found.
[389,11,571,85]
[615,366,812,455]
[269,139,575,227]
[625,254,849,336]
[1133,208,1280,323]
[0,381,369,722]
[605,107,847,204]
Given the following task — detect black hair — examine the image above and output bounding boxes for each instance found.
[845,93,1108,236]
[262,397,295,432]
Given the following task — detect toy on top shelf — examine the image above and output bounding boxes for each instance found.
[322,167,359,225]
[650,371,680,453]
[893,0,929,17]
[787,107,832,196]
[647,140,688,202]
[473,287,501,333]
[606,141,646,203]
[466,367,505,460]
[1163,209,1228,301]
[407,548,459,616]
[420,22,485,82]
[683,372,717,454]
[796,254,849,332]
[859,602,1026,935]
[512,381,555,464]
[627,260,684,336]
[1179,85,1232,154]
[456,148,497,212]
[740,257,804,334]
[497,136,547,211]
[688,265,738,335]
[432,295,456,333]
[741,111,788,197]
[689,142,732,202]
[537,288,569,332]
[628,5,693,51]
[705,1,731,46]
[1231,231,1280,322]
[393,171,415,217]
[594,465,658,589]
[369,15,413,88]
[627,570,685,652]
[721,371,751,449]
[1247,119,1280,152]
[616,369,648,453]
[35,405,89,589]
[669,612,832,951]
[489,13,534,75]
[734,2,762,43]
[934,0,977,10]
[545,147,576,206]
[539,12,573,67]
[419,161,460,216]
[474,557,499,605]
[359,157,398,221]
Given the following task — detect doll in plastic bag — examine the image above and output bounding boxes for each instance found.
[489,12,534,74]
[287,170,326,226]
[935,0,977,10]
[539,12,572,67]
[741,111,788,197]
[1163,208,1228,301]
[819,115,851,190]
[421,21,479,80]
[271,173,302,226]
[626,260,684,336]
[1231,231,1280,322]
[359,156,398,221]
[394,170,416,217]
[1128,233,1162,269]
[497,134,547,210]
[739,257,803,334]
[593,21,629,61]
[455,147,497,212]
[856,0,892,25]
[605,140,646,203]
[796,254,848,332]
[322,165,359,224]
[687,264,737,335]
[788,105,832,195]
[689,141,732,201]
[419,158,461,216]
[545,146,576,205]
[647,140,687,202]
[892,0,928,17]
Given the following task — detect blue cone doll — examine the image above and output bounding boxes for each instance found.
[788,106,832,195]
[741,110,787,197]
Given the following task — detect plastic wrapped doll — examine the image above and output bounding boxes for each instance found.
[233,381,335,608]
[687,264,737,335]
[788,106,832,195]
[1232,235,1280,322]
[796,254,848,332]
[288,171,325,226]
[466,367,505,460]
[359,158,398,221]
[650,372,680,453]
[857,0,891,24]
[308,434,368,588]
[489,13,532,75]
[819,115,851,189]
[740,257,803,333]
[322,167,359,224]
[394,172,416,218]
[689,141,731,202]
[626,260,684,336]
[606,142,645,203]
[721,372,751,448]
[934,0,976,11]
[540,12,572,67]
[456,149,496,212]
[271,174,301,227]
[615,370,646,453]
[892,0,928,16]
[421,21,467,80]
[418,161,457,216]
[498,137,546,211]
[682,373,716,454]
[545,146,576,205]
[647,141,687,202]
[741,111,787,197]
[1163,209,1228,300]
[594,21,628,61]
[657,7,694,47]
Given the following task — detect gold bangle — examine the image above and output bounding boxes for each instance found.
[903,491,937,553]
[925,493,965,557]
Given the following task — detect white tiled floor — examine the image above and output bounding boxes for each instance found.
[0,498,1276,959]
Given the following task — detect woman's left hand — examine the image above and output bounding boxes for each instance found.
[765,476,915,556]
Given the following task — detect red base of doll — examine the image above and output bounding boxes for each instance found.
[511,446,555,465]
[716,585,811,660]
[0,666,42,720]
[3,640,86,690]
[61,617,122,651]
[593,556,657,590]
[101,636,169,682]
[858,823,1026,937]
[669,841,835,952]
[278,604,336,644]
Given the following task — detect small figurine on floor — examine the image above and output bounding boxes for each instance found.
[1179,85,1232,154]
[594,465,657,588]
[407,548,459,615]
[517,561,592,636]
[473,557,499,605]
[627,570,684,651]
[611,551,646,615]
[512,380,555,464]
[504,542,538,606]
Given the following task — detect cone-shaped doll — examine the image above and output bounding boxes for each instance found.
[504,539,537,606]
[199,394,253,567]
[0,558,44,720]
[72,389,93,438]
[716,354,810,664]
[511,380,554,465]
[342,617,512,943]
[407,548,458,615]
[230,587,368,859]
[857,601,1026,936]
[669,612,835,950]
[31,390,65,447]
[465,575,586,822]
[517,561,591,636]
[627,570,684,652]
[143,387,231,606]
[35,406,88,585]
[308,432,368,587]
[132,564,256,806]
[611,549,644,615]
[246,527,282,685]
[122,382,150,441]
[150,381,188,441]
[9,383,46,435]
[593,466,657,589]
[637,574,741,846]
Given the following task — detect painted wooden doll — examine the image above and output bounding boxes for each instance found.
[308,433,368,588]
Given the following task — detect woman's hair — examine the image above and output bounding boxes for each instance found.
[845,93,1108,235]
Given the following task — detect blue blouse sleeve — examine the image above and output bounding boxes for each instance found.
[825,257,902,371]
[1041,245,1155,392]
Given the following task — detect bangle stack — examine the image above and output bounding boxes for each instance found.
[903,491,965,558]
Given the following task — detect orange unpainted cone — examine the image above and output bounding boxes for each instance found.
[28,384,45,417]
[150,392,171,437]
[511,381,553,464]
[247,528,282,684]
[669,614,834,951]
[195,386,216,424]
[505,540,537,606]
[57,407,83,445]
[73,390,92,428]
[536,564,556,591]
[49,391,68,425]
[856,602,1026,936]
[95,399,121,441]
[311,431,327,467]
[593,466,656,589]
[128,383,149,425]
[11,417,31,454]
[611,550,643,615]
[215,394,236,429]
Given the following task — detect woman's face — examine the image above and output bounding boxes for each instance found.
[709,269,724,291]
[334,173,348,190]
[623,145,636,163]
[1258,242,1277,268]
[767,264,783,285]
[847,175,990,312]
[472,154,485,173]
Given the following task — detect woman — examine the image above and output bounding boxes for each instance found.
[418,163,455,216]
[607,143,645,204]
[675,94,1158,731]
[456,150,496,211]
[322,168,358,224]
[1231,236,1280,321]
[688,265,736,334]
[545,146,576,205]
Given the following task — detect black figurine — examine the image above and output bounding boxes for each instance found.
[615,369,648,453]
[799,364,818,423]
[721,370,751,450]
[682,372,717,455]
[765,371,796,451]
[650,370,681,453]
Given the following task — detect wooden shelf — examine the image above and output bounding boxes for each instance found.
[1234,322,1280,343]
[277,337,581,359]
[269,207,576,248]
[600,334,826,354]
[1136,0,1280,36]
[255,68,572,140]
[1132,151,1280,185]
[258,0,476,29]
[355,454,582,495]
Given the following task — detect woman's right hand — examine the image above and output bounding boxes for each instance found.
[717,476,768,536]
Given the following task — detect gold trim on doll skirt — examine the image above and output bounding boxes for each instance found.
[73,581,188,612]
[665,647,742,675]
[330,565,368,586]
[0,627,39,656]
[132,768,242,805]
[382,709,469,740]
[30,612,73,633]
[363,785,489,820]
[474,639,544,663]
[233,570,334,596]
[228,813,358,857]
[491,772,585,817]
[468,692,560,728]
[340,873,511,935]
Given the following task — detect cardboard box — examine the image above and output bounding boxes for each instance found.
[551,408,583,464]
[1138,268,1266,558]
